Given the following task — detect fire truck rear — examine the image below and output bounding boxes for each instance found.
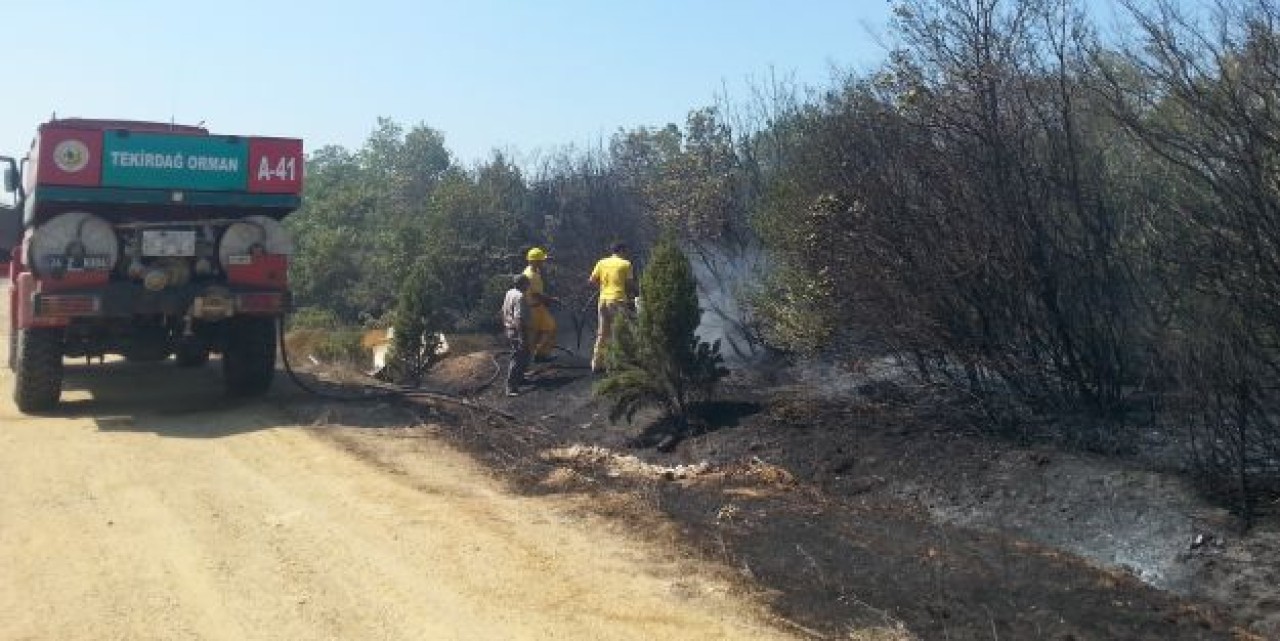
[1,118,303,412]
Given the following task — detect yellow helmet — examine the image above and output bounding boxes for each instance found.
[526,247,548,262]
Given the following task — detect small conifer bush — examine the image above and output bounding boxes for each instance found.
[388,261,447,385]
[595,234,727,427]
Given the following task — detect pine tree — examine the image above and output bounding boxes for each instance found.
[595,233,727,429]
[387,260,447,385]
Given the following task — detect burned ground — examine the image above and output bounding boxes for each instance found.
[287,346,1276,640]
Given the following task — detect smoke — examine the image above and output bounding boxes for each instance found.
[687,240,769,363]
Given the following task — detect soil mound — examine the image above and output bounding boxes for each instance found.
[423,351,502,395]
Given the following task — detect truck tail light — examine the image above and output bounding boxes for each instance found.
[35,294,102,317]
[235,292,285,314]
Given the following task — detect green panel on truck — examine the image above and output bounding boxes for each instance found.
[101,133,249,191]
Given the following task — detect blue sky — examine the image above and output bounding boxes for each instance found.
[2,1,1139,167]
[0,0,897,167]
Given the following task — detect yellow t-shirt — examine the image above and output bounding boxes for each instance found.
[590,254,632,304]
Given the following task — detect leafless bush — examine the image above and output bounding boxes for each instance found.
[1097,0,1280,523]
[759,0,1152,428]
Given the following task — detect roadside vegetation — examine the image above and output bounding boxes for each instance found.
[288,0,1280,526]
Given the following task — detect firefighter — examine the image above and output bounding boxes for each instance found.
[588,242,634,373]
[522,247,559,362]
[501,274,532,396]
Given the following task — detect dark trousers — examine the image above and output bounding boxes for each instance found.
[506,327,530,392]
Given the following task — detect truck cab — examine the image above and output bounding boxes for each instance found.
[0,157,20,270]
[4,118,304,411]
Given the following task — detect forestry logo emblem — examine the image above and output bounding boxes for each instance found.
[53,139,91,173]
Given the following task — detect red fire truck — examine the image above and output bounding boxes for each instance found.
[1,118,303,411]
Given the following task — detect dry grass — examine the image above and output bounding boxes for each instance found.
[845,625,916,641]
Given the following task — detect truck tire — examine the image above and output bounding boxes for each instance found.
[223,316,276,397]
[14,327,64,412]
[7,329,15,370]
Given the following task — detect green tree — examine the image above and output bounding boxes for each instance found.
[422,156,529,330]
[595,234,727,430]
[386,260,448,385]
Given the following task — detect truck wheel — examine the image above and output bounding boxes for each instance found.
[14,327,64,412]
[223,316,276,397]
[6,329,14,370]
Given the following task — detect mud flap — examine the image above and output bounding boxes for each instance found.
[222,316,277,396]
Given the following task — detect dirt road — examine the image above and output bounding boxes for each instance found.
[0,320,789,639]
